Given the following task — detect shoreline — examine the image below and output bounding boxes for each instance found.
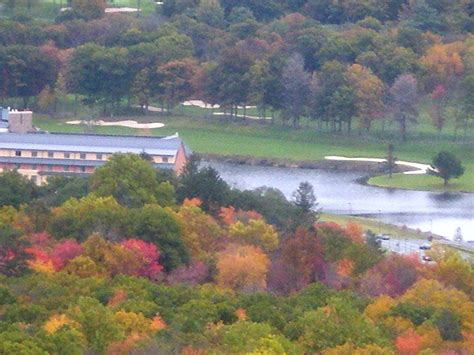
[200,153,473,194]
[199,153,414,174]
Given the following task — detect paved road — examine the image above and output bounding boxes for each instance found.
[380,238,430,259]
[379,237,474,261]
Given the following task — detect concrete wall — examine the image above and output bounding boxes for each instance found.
[8,111,33,134]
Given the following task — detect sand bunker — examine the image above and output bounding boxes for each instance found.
[133,105,168,113]
[182,100,220,109]
[66,120,164,129]
[212,112,272,120]
[105,7,140,13]
[61,7,140,13]
[324,156,432,175]
[182,100,257,110]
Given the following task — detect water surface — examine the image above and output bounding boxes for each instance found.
[207,161,474,241]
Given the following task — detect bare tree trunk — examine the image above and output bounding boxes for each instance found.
[400,116,407,142]
[74,95,78,116]
[292,115,298,128]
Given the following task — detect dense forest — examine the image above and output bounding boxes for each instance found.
[0,0,474,140]
[1,1,474,353]
[1,154,474,353]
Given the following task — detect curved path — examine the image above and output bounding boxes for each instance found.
[324,156,432,175]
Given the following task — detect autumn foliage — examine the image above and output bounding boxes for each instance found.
[1,193,473,354]
[216,244,269,292]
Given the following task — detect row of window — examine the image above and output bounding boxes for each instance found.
[15,150,103,160]
[12,150,171,163]
[9,163,87,173]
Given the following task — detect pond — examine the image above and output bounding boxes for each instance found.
[207,161,474,241]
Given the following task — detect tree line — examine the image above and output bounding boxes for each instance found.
[0,0,473,140]
[0,153,473,353]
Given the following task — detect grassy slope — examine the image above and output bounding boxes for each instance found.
[320,213,432,240]
[34,112,474,192]
[368,171,474,193]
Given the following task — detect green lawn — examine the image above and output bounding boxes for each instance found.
[33,111,474,192]
[368,169,474,193]
[320,213,432,240]
[1,0,157,22]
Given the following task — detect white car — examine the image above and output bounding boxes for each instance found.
[419,243,431,250]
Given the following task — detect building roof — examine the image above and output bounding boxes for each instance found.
[0,132,189,156]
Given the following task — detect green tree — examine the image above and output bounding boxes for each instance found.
[291,182,320,229]
[287,297,385,352]
[155,33,194,64]
[48,195,125,241]
[405,0,444,33]
[0,45,60,105]
[202,47,253,115]
[71,0,106,20]
[177,155,230,213]
[435,309,463,341]
[0,225,30,276]
[196,0,225,28]
[212,321,299,353]
[128,204,187,271]
[156,59,198,112]
[38,176,89,207]
[68,296,123,354]
[0,170,37,208]
[90,153,171,208]
[66,44,131,113]
[429,151,465,186]
[313,60,356,132]
[131,68,152,114]
[460,75,474,119]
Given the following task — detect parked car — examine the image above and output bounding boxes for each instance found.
[419,243,431,250]
[376,234,391,240]
[422,255,432,262]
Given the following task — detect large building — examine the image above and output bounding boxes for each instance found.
[0,109,189,185]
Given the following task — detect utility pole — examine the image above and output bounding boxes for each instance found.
[378,209,382,233]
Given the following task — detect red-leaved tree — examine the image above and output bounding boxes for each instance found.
[51,240,83,271]
[121,239,163,278]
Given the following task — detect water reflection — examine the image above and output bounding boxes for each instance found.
[206,161,474,241]
[430,192,464,204]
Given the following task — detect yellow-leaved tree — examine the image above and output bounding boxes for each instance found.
[216,244,269,292]
[228,219,278,252]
